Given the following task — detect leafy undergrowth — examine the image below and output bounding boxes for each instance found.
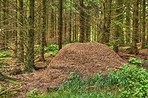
[129,57,144,66]
[0,51,12,58]
[27,64,148,98]
[44,41,78,54]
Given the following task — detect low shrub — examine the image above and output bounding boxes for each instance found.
[129,57,144,66]
[44,44,58,53]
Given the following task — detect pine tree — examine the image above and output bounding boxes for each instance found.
[79,0,85,43]
[25,0,35,72]
[58,0,63,50]
[40,0,46,61]
[17,0,24,63]
[142,0,146,48]
[132,0,139,54]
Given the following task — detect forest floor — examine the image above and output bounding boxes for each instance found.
[0,43,148,97]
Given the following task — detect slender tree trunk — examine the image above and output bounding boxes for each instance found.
[5,0,8,50]
[132,0,139,54]
[125,0,131,44]
[139,1,142,43]
[73,15,75,41]
[69,0,72,42]
[76,14,78,41]
[17,0,24,63]
[2,0,7,50]
[64,9,67,41]
[105,0,112,44]
[50,0,54,38]
[113,0,122,53]
[40,0,46,61]
[14,0,17,58]
[54,10,57,37]
[119,0,124,45]
[58,0,63,50]
[37,5,41,45]
[85,7,91,42]
[0,0,2,49]
[79,0,84,43]
[74,13,77,41]
[100,2,105,43]
[25,0,35,72]
[142,0,146,48]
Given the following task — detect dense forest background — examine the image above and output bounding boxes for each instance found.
[0,0,148,97]
[0,0,148,71]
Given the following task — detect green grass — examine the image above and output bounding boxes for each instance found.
[27,64,148,98]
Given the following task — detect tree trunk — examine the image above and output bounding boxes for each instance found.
[0,0,2,49]
[50,0,54,38]
[58,0,63,50]
[40,0,46,61]
[100,2,105,44]
[79,0,85,43]
[54,10,57,36]
[113,0,123,53]
[105,0,112,44]
[25,0,35,72]
[125,0,131,44]
[132,0,139,54]
[69,0,72,42]
[142,0,146,48]
[17,0,24,63]
[85,6,91,42]
[64,9,67,41]
[2,0,8,50]
[118,0,124,45]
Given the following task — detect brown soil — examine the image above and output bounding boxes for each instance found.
[28,43,127,91]
[139,49,148,56]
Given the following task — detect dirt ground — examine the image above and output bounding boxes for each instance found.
[0,43,148,97]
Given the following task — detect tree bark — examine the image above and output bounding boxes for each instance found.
[113,0,123,53]
[125,0,131,44]
[40,0,46,61]
[132,0,139,54]
[17,0,24,63]
[58,0,63,50]
[50,0,54,38]
[2,0,8,50]
[79,0,85,43]
[69,0,72,42]
[25,0,35,72]
[142,0,146,48]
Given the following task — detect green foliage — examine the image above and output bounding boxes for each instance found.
[27,88,48,98]
[109,45,114,49]
[44,41,77,53]
[0,51,11,58]
[27,65,148,97]
[44,44,58,53]
[108,64,148,97]
[129,57,144,66]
